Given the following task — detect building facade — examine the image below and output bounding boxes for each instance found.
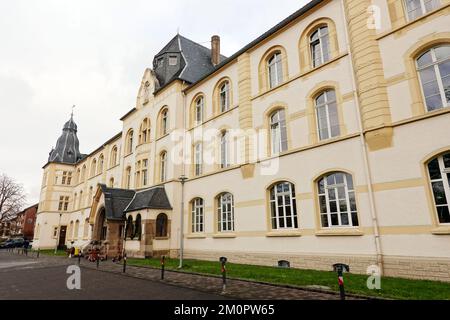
[33,0,450,281]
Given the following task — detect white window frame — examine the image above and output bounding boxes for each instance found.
[267,52,283,88]
[220,131,229,169]
[310,26,330,68]
[160,152,167,182]
[195,96,204,125]
[404,0,440,21]
[219,82,230,112]
[270,110,288,155]
[194,143,203,176]
[416,45,450,112]
[161,109,169,135]
[318,173,358,228]
[191,198,204,233]
[427,153,450,224]
[269,182,298,230]
[315,90,340,140]
[217,193,234,232]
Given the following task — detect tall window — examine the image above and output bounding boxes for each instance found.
[194,143,203,176]
[156,213,168,237]
[79,191,83,209]
[74,220,79,240]
[126,216,134,238]
[404,0,440,21]
[139,118,150,144]
[161,108,169,136]
[62,171,72,185]
[109,177,114,188]
[90,159,97,177]
[269,182,298,230]
[219,81,230,112]
[267,52,283,88]
[73,193,78,210]
[98,154,104,174]
[83,218,89,238]
[195,96,204,125]
[110,146,118,167]
[68,221,74,240]
[318,172,358,228]
[220,131,229,169]
[315,89,340,140]
[310,26,330,67]
[270,109,288,155]
[126,130,134,154]
[416,45,450,111]
[58,196,69,211]
[427,152,450,223]
[217,193,234,232]
[142,159,148,186]
[134,214,142,240]
[88,186,93,206]
[160,152,167,182]
[125,166,131,189]
[135,160,141,188]
[191,198,204,233]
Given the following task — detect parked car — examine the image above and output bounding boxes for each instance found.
[1,237,25,248]
[0,239,14,248]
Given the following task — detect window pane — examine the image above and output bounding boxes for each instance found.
[424,0,440,12]
[435,46,450,61]
[428,158,442,179]
[425,94,443,111]
[329,200,337,213]
[417,50,433,67]
[339,200,348,212]
[331,214,339,226]
[341,212,349,225]
[318,179,325,194]
[349,192,357,211]
[438,60,450,78]
[322,34,330,62]
[444,154,450,168]
[351,212,359,226]
[437,206,450,223]
[321,214,329,227]
[328,188,336,200]
[319,195,327,213]
[432,181,448,205]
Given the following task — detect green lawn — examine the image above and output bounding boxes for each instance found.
[127,257,450,300]
[34,249,68,257]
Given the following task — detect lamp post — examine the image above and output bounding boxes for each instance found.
[54,213,62,254]
[178,175,188,269]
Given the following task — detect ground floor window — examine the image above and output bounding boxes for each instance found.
[427,152,450,223]
[217,193,234,232]
[191,198,204,233]
[156,213,168,237]
[269,181,298,229]
[318,172,358,228]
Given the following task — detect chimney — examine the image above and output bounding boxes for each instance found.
[211,35,220,66]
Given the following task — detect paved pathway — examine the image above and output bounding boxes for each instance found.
[0,250,362,300]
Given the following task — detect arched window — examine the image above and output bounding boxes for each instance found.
[90,159,97,177]
[134,214,142,240]
[269,182,298,230]
[139,118,151,144]
[317,172,358,228]
[83,218,89,238]
[81,165,86,181]
[74,220,80,240]
[416,45,450,112]
[191,198,204,233]
[110,146,118,167]
[270,109,288,155]
[87,186,93,207]
[160,108,169,136]
[79,190,83,209]
[73,193,78,210]
[68,221,74,240]
[219,81,230,112]
[267,52,283,88]
[220,131,229,169]
[109,177,114,188]
[156,213,168,237]
[126,130,134,154]
[142,159,148,187]
[194,96,204,125]
[405,0,440,21]
[125,166,131,189]
[126,216,134,238]
[427,152,450,224]
[97,154,104,174]
[194,143,203,176]
[310,26,330,67]
[160,151,167,182]
[315,89,340,140]
[217,193,234,232]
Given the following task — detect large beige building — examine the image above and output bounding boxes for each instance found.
[33,0,450,281]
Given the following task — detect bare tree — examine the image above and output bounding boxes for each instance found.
[0,174,26,222]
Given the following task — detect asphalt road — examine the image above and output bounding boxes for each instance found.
[0,250,227,300]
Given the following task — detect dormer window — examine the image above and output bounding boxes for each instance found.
[169,55,178,66]
[157,58,164,67]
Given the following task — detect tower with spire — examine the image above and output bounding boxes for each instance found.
[48,113,83,164]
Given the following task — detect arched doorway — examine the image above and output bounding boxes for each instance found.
[95,207,108,241]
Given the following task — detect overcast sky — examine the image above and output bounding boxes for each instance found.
[0,0,308,206]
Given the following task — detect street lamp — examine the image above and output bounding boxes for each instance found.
[178,175,188,268]
[54,213,62,254]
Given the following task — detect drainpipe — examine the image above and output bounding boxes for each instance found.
[340,0,384,273]
[178,81,188,268]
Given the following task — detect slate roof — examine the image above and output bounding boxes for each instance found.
[124,186,172,213]
[99,185,172,220]
[48,115,83,164]
[154,34,227,91]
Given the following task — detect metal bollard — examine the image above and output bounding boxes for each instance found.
[161,256,165,280]
[220,256,227,293]
[123,254,127,273]
[333,263,350,300]
[96,258,100,269]
[37,248,40,258]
